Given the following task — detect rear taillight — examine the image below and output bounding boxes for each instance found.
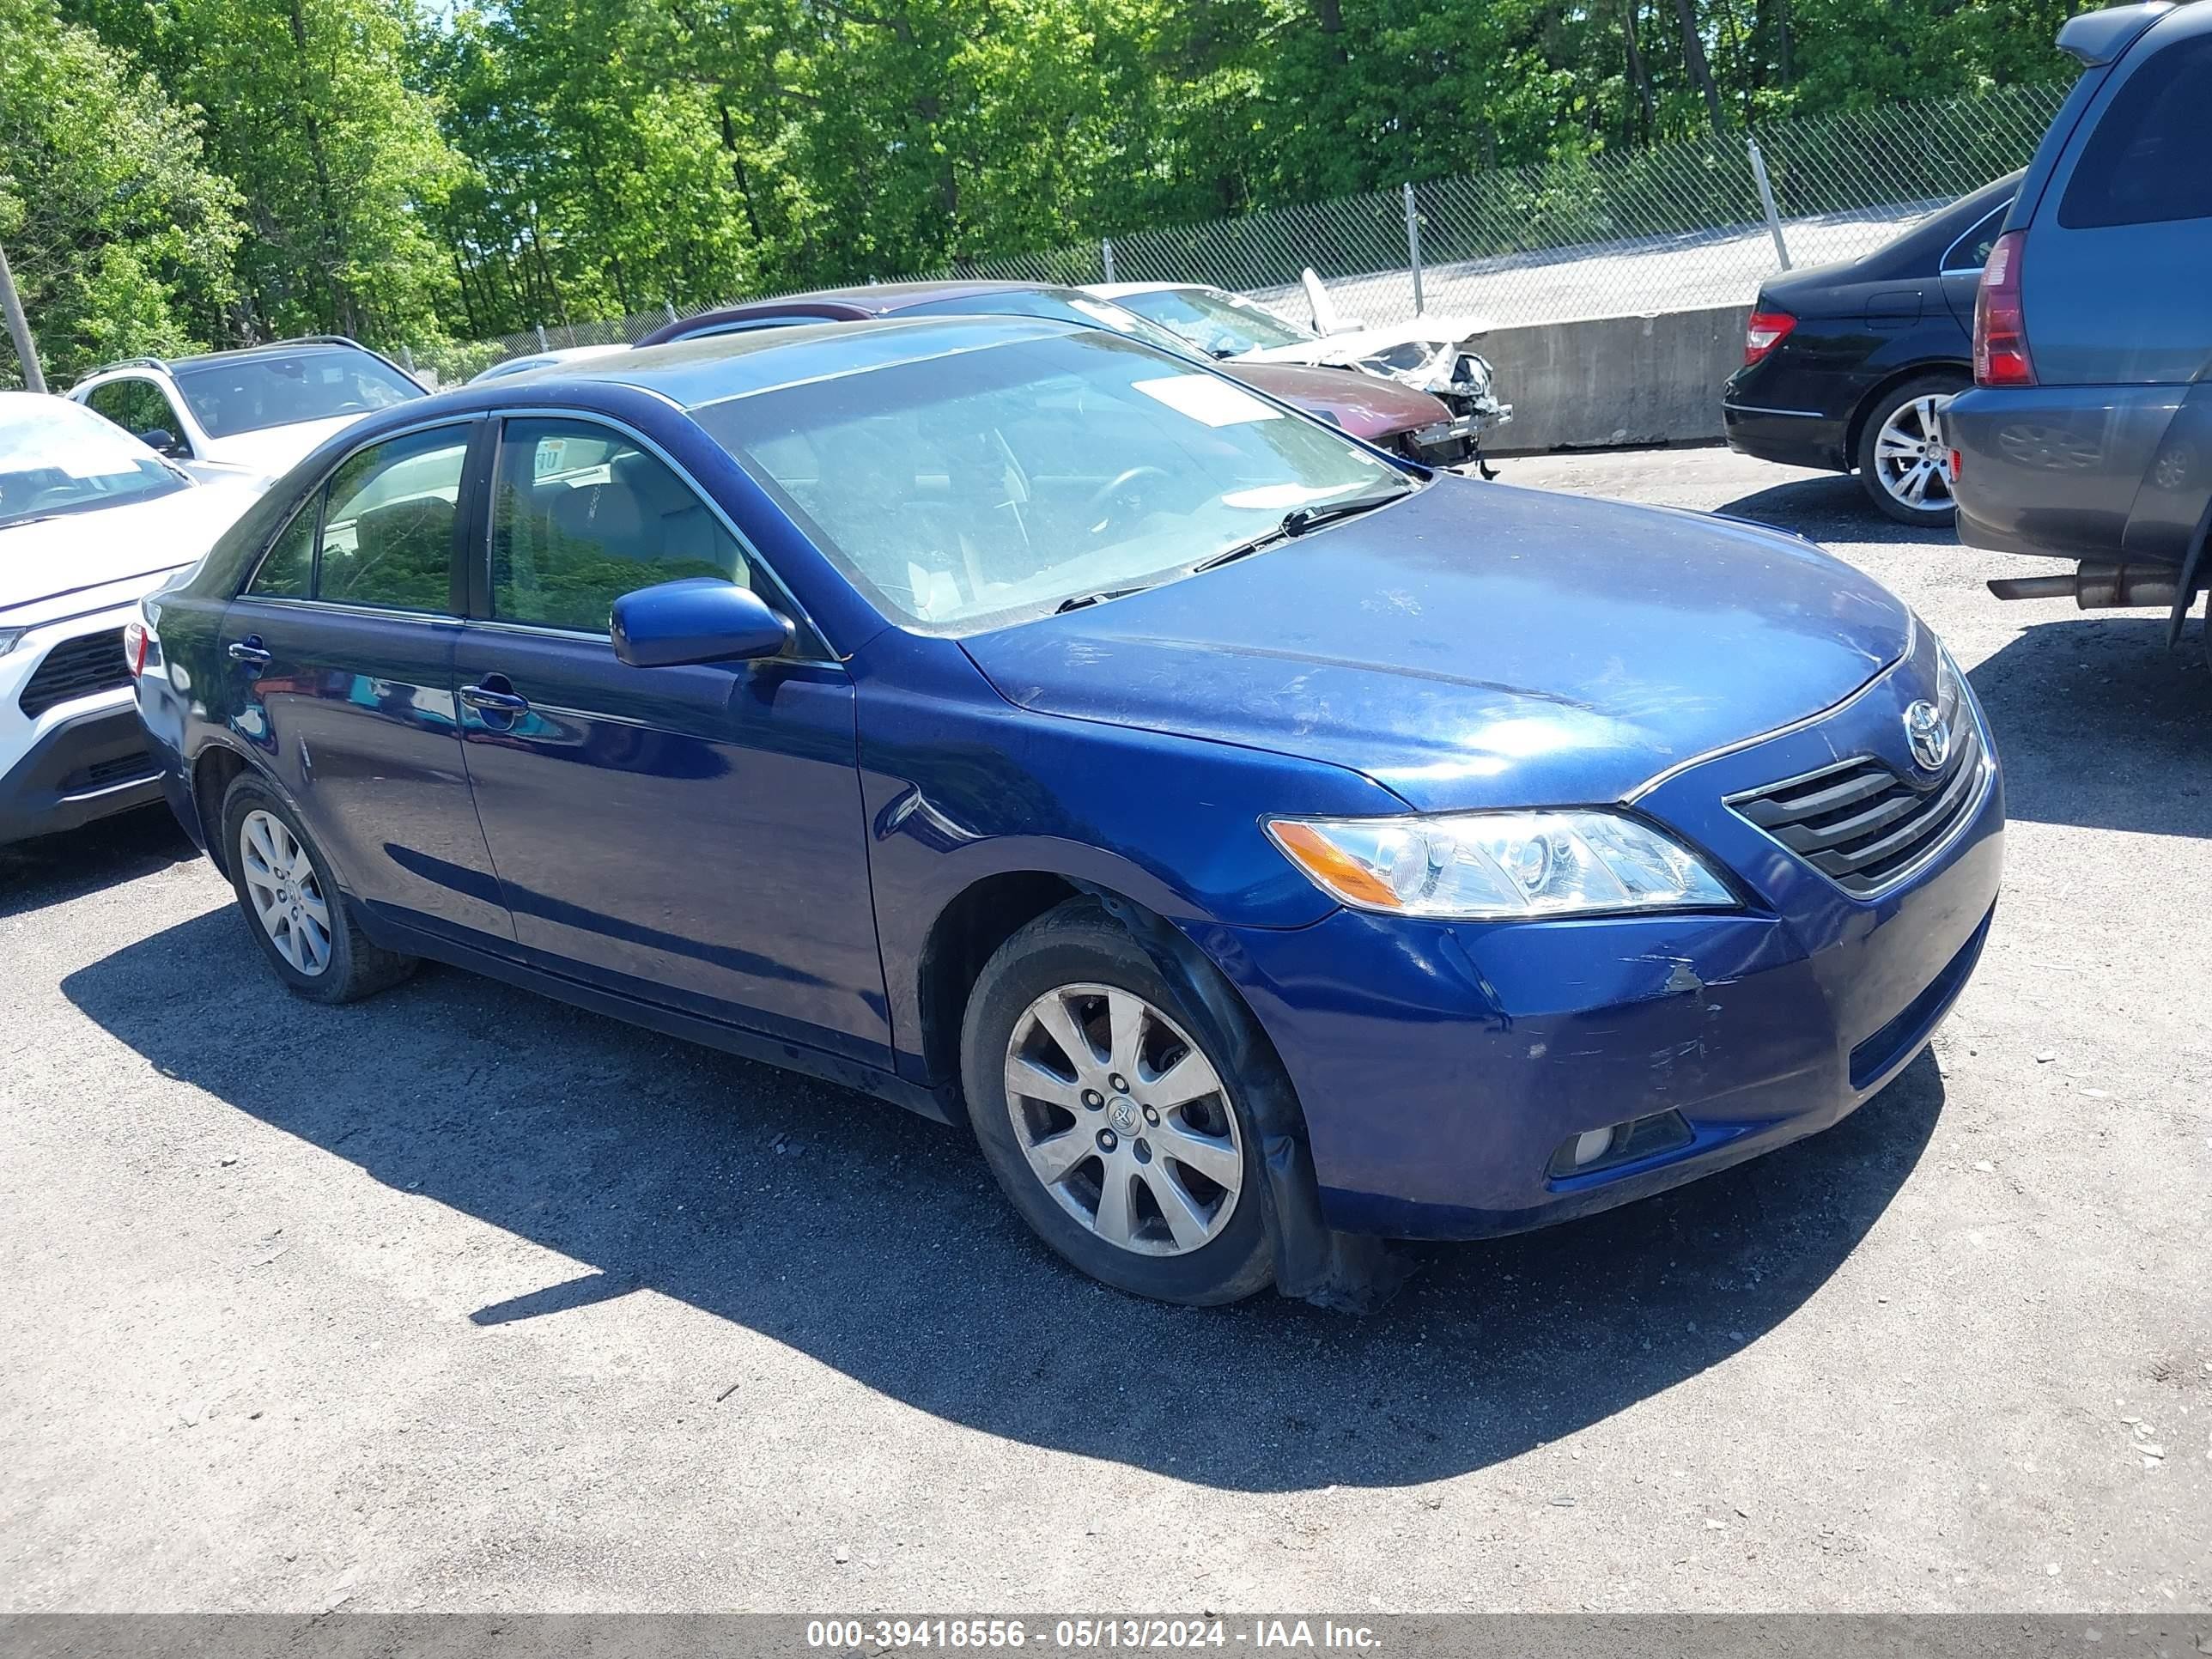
[1744,309,1796,365]
[123,617,154,679]
[1973,230,2035,387]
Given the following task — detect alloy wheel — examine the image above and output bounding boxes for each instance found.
[239,809,332,977]
[1872,394,1955,512]
[1002,981,1243,1257]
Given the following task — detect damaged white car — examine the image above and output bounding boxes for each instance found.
[1087,274,1510,471]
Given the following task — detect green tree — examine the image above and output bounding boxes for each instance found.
[61,0,468,343]
[0,0,241,385]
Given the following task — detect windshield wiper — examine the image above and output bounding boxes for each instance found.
[1055,583,1154,614]
[1192,483,1413,574]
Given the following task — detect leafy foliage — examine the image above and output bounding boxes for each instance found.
[4,0,2100,374]
[0,0,240,385]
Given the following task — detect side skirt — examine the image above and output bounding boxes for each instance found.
[360,908,958,1127]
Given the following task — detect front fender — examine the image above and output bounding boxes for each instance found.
[850,628,1397,1078]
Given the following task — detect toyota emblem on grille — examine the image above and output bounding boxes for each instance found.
[1904,700,1950,772]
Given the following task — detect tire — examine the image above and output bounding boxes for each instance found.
[960,898,1276,1305]
[219,773,416,1005]
[1857,372,1967,526]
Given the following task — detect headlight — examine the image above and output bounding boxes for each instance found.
[1935,638,1964,726]
[1266,809,1736,920]
[0,626,25,659]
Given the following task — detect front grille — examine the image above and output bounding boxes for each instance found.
[1729,720,1984,898]
[19,629,131,719]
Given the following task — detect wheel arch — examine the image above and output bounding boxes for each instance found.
[190,740,253,878]
[914,871,1395,1309]
[1845,359,1972,468]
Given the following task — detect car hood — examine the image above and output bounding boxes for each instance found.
[0,480,259,622]
[960,477,1911,811]
[1222,362,1450,441]
[204,414,368,477]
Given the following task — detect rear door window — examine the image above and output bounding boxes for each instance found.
[1941,204,2010,274]
[313,427,471,612]
[2059,33,2212,228]
[248,500,317,599]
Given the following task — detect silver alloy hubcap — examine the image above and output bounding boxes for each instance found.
[1003,982,1243,1257]
[1874,394,1954,510]
[239,809,332,977]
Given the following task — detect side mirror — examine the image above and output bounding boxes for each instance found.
[137,428,185,458]
[611,577,794,668]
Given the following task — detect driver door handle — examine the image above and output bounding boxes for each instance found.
[227,636,270,670]
[459,679,530,714]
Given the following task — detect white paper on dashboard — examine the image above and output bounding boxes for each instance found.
[1131,376,1282,428]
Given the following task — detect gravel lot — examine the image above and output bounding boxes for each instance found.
[2,446,2206,1614]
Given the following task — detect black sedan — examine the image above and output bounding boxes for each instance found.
[1723,171,2020,526]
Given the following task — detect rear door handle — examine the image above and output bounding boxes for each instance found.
[227,637,270,669]
[459,681,530,714]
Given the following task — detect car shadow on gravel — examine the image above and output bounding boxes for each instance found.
[64,907,1942,1493]
[1967,616,2212,838]
[0,807,195,921]
[1715,475,1958,546]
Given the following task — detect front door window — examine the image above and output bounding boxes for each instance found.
[490,418,749,635]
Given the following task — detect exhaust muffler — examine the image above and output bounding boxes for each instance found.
[1987,562,2180,610]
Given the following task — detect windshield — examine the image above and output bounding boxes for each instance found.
[1113,288,1319,356]
[171,347,422,438]
[0,398,189,530]
[691,330,1412,634]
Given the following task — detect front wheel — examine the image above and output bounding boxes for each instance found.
[1858,374,1966,526]
[960,900,1276,1305]
[220,774,416,1004]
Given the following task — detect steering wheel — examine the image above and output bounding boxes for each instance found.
[1085,465,1171,526]
[330,399,369,415]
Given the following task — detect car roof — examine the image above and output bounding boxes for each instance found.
[1085,282,1192,298]
[501,313,1091,410]
[75,337,397,387]
[2,388,144,429]
[724,278,1066,317]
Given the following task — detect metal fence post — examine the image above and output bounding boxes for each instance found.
[535,323,550,351]
[1747,133,1793,270]
[398,345,416,375]
[1402,183,1425,315]
[665,300,678,325]
[1101,238,1115,283]
[0,240,46,394]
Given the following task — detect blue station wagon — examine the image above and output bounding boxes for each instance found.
[131,318,2004,1306]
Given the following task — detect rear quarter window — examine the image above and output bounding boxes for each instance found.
[2058,33,2212,229]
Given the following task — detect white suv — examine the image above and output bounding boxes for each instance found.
[1,394,260,845]
[68,337,425,485]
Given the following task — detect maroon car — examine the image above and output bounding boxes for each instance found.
[634,281,1477,466]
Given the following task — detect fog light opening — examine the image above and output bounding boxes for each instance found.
[1571,1126,1620,1168]
[1547,1109,1696,1180]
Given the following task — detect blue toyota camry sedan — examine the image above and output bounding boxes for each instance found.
[130,317,2002,1307]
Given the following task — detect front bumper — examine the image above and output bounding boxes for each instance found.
[1202,643,2004,1240]
[0,696,164,845]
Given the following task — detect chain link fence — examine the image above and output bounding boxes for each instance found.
[412,82,2069,385]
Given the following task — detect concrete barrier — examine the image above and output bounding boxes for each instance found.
[1480,302,1752,456]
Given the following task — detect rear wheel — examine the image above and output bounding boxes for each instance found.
[1858,373,1966,526]
[960,900,1275,1305]
[220,775,416,1004]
